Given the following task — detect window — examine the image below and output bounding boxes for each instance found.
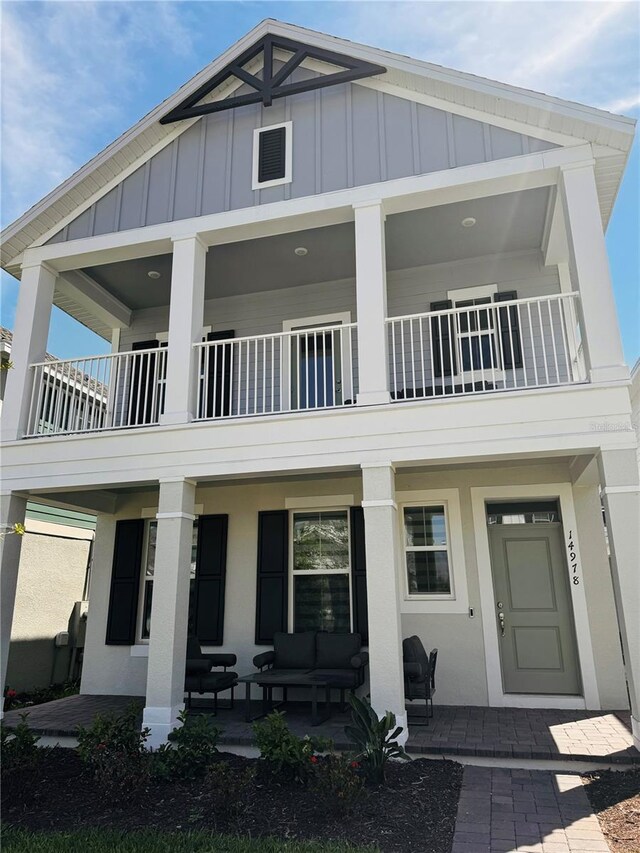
[291,509,351,633]
[448,284,499,374]
[139,520,198,640]
[402,505,452,596]
[252,122,292,189]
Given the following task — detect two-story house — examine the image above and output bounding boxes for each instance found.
[1,20,638,750]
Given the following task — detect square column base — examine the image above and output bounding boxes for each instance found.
[632,715,640,753]
[142,703,184,748]
[589,365,630,383]
[357,390,391,406]
[159,411,194,426]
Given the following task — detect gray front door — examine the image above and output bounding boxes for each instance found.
[488,523,581,695]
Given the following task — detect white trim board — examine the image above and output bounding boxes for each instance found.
[396,488,469,614]
[470,482,599,710]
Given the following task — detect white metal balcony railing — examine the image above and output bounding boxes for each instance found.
[25,347,167,437]
[22,294,586,438]
[194,323,358,420]
[386,292,585,401]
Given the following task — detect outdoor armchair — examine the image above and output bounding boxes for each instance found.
[185,635,238,713]
[403,635,437,726]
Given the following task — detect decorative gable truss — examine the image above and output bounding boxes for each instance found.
[160,34,386,123]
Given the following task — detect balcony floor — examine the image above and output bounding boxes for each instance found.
[4,693,637,765]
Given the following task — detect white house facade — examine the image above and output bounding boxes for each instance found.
[1,21,638,749]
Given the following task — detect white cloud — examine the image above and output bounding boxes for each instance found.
[0,1,196,228]
[325,1,639,114]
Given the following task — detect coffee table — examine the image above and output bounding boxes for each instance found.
[238,670,341,726]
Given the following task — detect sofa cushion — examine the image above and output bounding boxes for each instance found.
[315,632,362,669]
[273,631,316,669]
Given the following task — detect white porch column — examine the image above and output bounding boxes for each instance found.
[558,163,628,384]
[160,236,207,425]
[597,448,640,750]
[354,201,391,405]
[142,477,196,746]
[0,493,27,706]
[361,462,407,743]
[1,262,57,441]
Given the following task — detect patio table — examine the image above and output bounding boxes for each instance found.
[238,670,350,726]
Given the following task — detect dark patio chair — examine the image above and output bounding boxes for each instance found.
[185,635,238,714]
[403,635,437,726]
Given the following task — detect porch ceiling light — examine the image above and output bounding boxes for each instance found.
[147,270,161,279]
[294,247,308,256]
[461,217,476,228]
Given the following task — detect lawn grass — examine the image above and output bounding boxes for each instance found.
[2,828,379,853]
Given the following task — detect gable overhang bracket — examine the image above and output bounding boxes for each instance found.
[159,34,386,124]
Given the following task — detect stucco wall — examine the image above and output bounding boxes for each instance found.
[7,520,91,691]
[81,460,628,709]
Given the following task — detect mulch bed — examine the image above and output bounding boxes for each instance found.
[583,769,640,853]
[2,749,463,853]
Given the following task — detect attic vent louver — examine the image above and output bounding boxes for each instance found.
[258,127,286,182]
[160,34,386,124]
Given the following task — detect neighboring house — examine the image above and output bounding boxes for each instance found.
[631,359,640,472]
[1,21,638,750]
[1,328,96,691]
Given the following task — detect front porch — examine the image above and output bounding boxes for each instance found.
[5,693,638,765]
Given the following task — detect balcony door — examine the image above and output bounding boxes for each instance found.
[283,313,352,411]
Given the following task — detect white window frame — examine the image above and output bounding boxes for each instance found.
[135,509,202,644]
[252,121,293,190]
[447,283,505,382]
[288,504,353,633]
[281,312,353,411]
[396,489,469,614]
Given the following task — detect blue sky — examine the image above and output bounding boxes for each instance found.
[1,0,638,362]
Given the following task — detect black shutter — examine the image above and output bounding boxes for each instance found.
[430,300,457,377]
[493,291,523,368]
[258,127,286,183]
[350,506,368,644]
[193,515,228,645]
[131,339,160,425]
[255,510,288,644]
[106,519,145,645]
[204,331,235,418]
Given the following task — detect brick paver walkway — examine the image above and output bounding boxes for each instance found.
[4,695,638,765]
[453,766,610,852]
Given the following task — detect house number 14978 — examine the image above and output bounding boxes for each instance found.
[567,531,580,585]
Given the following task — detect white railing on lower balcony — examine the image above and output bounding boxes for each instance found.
[386,292,585,402]
[25,347,168,437]
[194,323,358,420]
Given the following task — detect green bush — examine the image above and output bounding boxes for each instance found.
[344,694,408,784]
[153,709,220,780]
[253,711,331,785]
[1,712,45,805]
[76,702,151,800]
[311,752,365,815]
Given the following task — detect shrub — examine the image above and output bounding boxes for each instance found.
[153,709,220,780]
[311,752,365,816]
[0,713,45,806]
[76,702,150,800]
[344,694,408,784]
[202,761,256,826]
[253,711,331,785]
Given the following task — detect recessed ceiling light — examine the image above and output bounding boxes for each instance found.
[461,217,476,228]
[147,270,161,279]
[294,247,308,256]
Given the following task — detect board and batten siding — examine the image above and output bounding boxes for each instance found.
[48,82,556,244]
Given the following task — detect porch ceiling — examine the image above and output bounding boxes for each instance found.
[82,187,550,312]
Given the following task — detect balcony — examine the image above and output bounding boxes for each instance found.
[23,293,585,438]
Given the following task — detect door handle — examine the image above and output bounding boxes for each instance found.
[498,611,505,638]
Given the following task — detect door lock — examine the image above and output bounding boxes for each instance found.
[498,611,505,637]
